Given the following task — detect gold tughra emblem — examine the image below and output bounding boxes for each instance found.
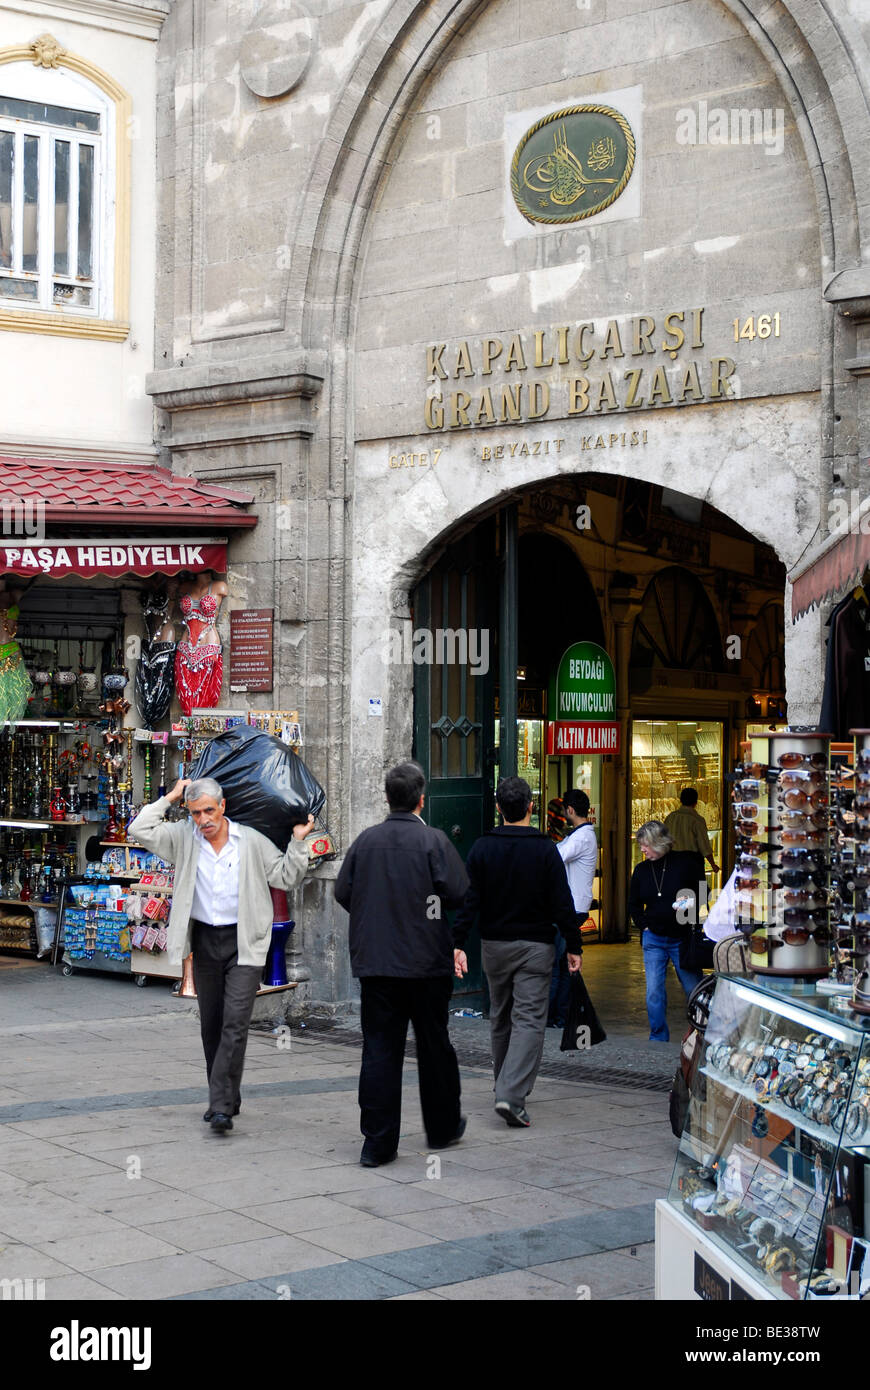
[511,105,635,225]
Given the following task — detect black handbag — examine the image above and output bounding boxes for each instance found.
[559,972,607,1051]
[679,925,715,972]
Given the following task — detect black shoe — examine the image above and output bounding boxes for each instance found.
[495,1100,531,1128]
[428,1115,467,1149]
[360,1143,397,1168]
[203,1104,240,1122]
[210,1112,233,1133]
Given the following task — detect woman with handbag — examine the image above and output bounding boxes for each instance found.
[628,820,703,1041]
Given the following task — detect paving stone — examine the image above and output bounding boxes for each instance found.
[87,1252,240,1299]
[258,1263,418,1300]
[331,1183,456,1218]
[287,1216,438,1259]
[362,1240,510,1289]
[194,1234,345,1278]
[238,1194,375,1235]
[37,1226,183,1273]
[431,1269,574,1300]
[43,1273,126,1300]
[139,1211,285,1253]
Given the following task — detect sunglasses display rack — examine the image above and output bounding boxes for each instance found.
[734,732,833,980]
[841,729,870,1017]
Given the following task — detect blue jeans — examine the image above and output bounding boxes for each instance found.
[642,931,703,1042]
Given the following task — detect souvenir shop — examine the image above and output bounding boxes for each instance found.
[0,525,299,988]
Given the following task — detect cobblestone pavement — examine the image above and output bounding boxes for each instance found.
[0,942,694,1301]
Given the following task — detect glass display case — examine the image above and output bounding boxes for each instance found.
[664,973,870,1300]
[494,717,543,829]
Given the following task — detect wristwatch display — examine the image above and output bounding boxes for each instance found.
[669,971,870,1301]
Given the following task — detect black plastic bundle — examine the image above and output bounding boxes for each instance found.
[190,724,325,849]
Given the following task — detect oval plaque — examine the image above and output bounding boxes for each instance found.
[510,104,635,225]
[241,0,313,100]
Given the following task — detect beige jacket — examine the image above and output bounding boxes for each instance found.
[128,796,309,967]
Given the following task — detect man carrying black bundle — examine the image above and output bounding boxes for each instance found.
[453,777,583,1129]
[130,777,312,1134]
[335,761,469,1167]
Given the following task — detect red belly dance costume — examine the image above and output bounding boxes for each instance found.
[174,592,222,715]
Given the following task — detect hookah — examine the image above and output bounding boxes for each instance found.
[103,749,119,843]
[6,728,15,818]
[30,731,44,821]
[142,743,152,804]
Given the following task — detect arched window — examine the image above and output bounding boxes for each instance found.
[631,566,724,675]
[0,40,130,338]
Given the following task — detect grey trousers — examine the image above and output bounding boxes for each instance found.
[482,939,555,1107]
[191,921,262,1115]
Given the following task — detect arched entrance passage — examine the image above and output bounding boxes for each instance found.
[410,472,786,967]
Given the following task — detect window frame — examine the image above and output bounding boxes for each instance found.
[0,45,130,341]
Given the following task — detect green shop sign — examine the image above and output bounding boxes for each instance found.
[547,642,620,754]
[555,642,616,718]
[510,104,635,225]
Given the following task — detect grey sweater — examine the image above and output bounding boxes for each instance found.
[128,796,309,968]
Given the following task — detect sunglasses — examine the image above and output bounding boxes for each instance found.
[774,868,827,888]
[833,868,870,889]
[779,809,828,830]
[734,779,769,797]
[856,751,870,770]
[736,837,770,854]
[783,908,829,929]
[737,763,768,778]
[778,770,827,789]
[780,830,826,847]
[779,789,828,810]
[735,874,763,889]
[777,752,827,769]
[779,848,825,867]
[783,889,828,909]
[772,926,832,948]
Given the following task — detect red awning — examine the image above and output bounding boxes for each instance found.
[790,495,870,620]
[0,456,257,530]
[0,539,227,579]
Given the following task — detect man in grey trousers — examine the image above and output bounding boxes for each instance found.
[452,777,583,1128]
[130,776,311,1134]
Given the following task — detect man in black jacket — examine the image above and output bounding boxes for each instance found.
[335,761,470,1167]
[453,777,583,1129]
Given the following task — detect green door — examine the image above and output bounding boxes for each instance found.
[413,523,496,1010]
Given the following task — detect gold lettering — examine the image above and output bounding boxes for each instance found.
[624,368,644,408]
[631,316,655,356]
[557,326,570,364]
[691,307,704,349]
[555,438,564,452]
[448,392,472,428]
[592,372,619,413]
[481,446,492,461]
[433,448,442,466]
[630,431,640,445]
[475,388,496,425]
[509,443,519,457]
[595,435,605,448]
[453,340,474,378]
[582,436,592,450]
[389,455,399,468]
[500,384,523,422]
[519,442,530,456]
[534,330,554,368]
[427,344,447,379]
[575,323,595,367]
[532,441,541,456]
[504,334,528,372]
[609,433,619,446]
[661,312,685,355]
[425,393,444,429]
[677,362,704,402]
[482,337,503,375]
[494,445,504,459]
[600,320,625,359]
[647,365,673,405]
[568,377,590,414]
[528,381,550,419]
[710,355,736,399]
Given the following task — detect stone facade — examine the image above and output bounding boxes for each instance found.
[147,0,870,1008]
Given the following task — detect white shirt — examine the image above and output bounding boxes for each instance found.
[192,819,241,925]
[557,822,598,915]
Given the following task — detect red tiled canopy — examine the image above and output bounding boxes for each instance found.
[0,456,257,528]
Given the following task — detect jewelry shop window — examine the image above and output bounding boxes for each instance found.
[0,58,122,332]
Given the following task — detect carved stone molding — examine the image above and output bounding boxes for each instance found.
[31,32,64,67]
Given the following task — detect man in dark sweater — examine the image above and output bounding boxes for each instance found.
[335,761,469,1167]
[453,777,583,1128]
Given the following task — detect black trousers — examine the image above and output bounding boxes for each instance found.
[358,975,461,1155]
[191,921,262,1115]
